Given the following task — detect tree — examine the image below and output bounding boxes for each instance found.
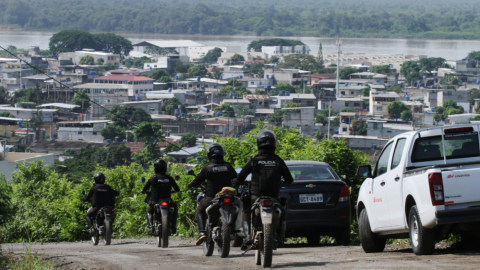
[161,98,186,115]
[149,69,168,80]
[339,67,361,79]
[7,45,17,51]
[349,120,367,135]
[386,101,409,120]
[49,30,99,55]
[214,103,235,117]
[470,88,480,105]
[362,87,371,97]
[179,133,197,148]
[70,91,91,113]
[144,46,177,55]
[106,144,132,167]
[212,69,223,79]
[124,56,151,68]
[279,54,322,72]
[400,61,420,78]
[466,51,480,61]
[94,33,133,55]
[79,55,95,65]
[201,47,223,63]
[0,86,7,104]
[188,64,207,77]
[369,65,391,74]
[247,39,305,52]
[236,105,255,118]
[401,110,413,122]
[174,60,190,73]
[133,122,164,167]
[3,0,33,27]
[225,54,245,65]
[54,158,96,184]
[96,58,105,65]
[101,124,126,141]
[389,86,403,93]
[106,105,153,129]
[242,62,264,77]
[0,112,15,118]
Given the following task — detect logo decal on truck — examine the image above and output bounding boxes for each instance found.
[373,197,382,203]
[447,174,470,179]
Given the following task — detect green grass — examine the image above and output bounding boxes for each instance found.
[1,241,54,270]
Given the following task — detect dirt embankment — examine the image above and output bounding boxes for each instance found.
[3,238,480,269]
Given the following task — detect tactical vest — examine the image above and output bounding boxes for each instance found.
[91,184,115,207]
[250,154,282,198]
[204,162,234,197]
[150,174,173,202]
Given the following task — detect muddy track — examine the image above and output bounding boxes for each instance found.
[4,238,480,269]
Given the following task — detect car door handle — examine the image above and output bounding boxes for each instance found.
[394,176,400,181]
[380,181,385,186]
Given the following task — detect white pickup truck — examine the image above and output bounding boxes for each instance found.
[356,124,480,255]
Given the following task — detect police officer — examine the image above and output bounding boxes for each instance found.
[187,143,237,245]
[142,159,180,235]
[81,172,119,236]
[234,130,293,250]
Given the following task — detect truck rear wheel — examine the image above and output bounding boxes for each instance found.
[409,205,435,255]
[359,208,385,253]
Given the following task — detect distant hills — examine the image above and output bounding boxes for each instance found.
[2,0,480,39]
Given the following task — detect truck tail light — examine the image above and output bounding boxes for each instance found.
[428,173,444,206]
[339,185,350,202]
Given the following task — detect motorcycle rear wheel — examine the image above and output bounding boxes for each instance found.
[217,217,231,258]
[161,216,169,248]
[261,224,273,268]
[104,220,112,245]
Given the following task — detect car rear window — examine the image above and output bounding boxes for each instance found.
[288,165,339,181]
[412,131,480,162]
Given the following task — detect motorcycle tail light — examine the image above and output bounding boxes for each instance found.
[161,201,168,206]
[106,209,111,214]
[261,200,273,207]
[223,198,231,206]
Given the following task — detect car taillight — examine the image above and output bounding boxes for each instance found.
[161,201,168,206]
[223,198,231,206]
[339,185,349,202]
[261,200,273,207]
[428,173,444,206]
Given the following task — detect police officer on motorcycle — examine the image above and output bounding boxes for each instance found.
[234,130,293,250]
[142,159,180,235]
[81,172,119,236]
[187,143,237,245]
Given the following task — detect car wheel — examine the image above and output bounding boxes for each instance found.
[335,226,351,246]
[409,205,435,255]
[306,235,320,246]
[359,208,385,253]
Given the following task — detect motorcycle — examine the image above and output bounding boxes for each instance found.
[141,176,180,248]
[249,196,283,268]
[82,191,115,246]
[187,169,240,258]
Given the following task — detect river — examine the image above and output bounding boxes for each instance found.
[0,30,479,60]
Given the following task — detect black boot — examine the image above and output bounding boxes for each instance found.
[196,213,207,246]
[86,216,95,237]
[241,221,253,251]
[171,206,178,235]
[147,213,154,235]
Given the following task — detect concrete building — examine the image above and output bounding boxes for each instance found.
[121,100,163,115]
[143,55,189,75]
[56,120,110,142]
[188,46,241,62]
[1,67,34,90]
[238,77,274,91]
[264,67,310,88]
[272,93,317,108]
[27,140,109,156]
[0,139,54,180]
[167,145,204,164]
[59,49,121,65]
[454,59,480,84]
[338,112,356,135]
[332,134,389,154]
[338,85,364,98]
[132,40,205,57]
[242,95,271,110]
[366,120,414,138]
[437,90,470,113]
[369,91,400,116]
[328,98,364,112]
[222,65,249,78]
[217,52,267,65]
[281,107,316,136]
[0,107,57,124]
[261,46,311,57]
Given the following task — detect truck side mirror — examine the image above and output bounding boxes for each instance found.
[140,177,145,183]
[357,165,373,179]
[174,175,180,180]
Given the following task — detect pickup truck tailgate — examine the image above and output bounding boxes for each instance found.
[442,166,480,205]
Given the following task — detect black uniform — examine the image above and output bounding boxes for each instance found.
[83,183,119,218]
[142,173,180,213]
[189,158,237,214]
[236,148,293,221]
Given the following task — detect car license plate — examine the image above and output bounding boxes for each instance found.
[299,194,323,203]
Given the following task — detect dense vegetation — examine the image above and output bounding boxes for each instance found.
[0,122,368,243]
[2,0,480,39]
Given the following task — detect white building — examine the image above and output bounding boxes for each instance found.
[59,49,120,65]
[369,90,400,117]
[56,120,110,142]
[261,46,311,57]
[188,46,241,62]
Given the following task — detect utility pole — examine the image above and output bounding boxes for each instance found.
[327,101,331,140]
[317,42,324,66]
[336,38,342,99]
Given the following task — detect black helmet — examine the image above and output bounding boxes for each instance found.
[256,130,277,150]
[154,159,168,174]
[94,172,106,184]
[207,143,224,159]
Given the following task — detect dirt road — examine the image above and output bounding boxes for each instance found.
[3,238,480,269]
